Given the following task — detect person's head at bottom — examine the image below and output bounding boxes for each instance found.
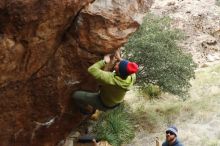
[165,126,178,144]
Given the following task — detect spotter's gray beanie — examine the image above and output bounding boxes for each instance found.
[166,126,178,137]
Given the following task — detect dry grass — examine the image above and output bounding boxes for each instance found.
[125,62,220,145]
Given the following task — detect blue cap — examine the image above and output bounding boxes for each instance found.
[119,60,129,78]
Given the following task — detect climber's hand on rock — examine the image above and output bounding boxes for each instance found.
[104,54,111,64]
[92,139,97,146]
[114,50,122,61]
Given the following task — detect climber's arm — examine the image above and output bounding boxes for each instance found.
[88,59,115,84]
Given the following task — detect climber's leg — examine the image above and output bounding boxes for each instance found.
[72,91,108,113]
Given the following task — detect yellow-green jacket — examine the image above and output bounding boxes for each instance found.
[88,60,136,107]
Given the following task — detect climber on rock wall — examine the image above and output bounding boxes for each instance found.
[72,51,138,114]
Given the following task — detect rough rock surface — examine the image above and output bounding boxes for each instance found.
[151,0,220,66]
[0,0,153,146]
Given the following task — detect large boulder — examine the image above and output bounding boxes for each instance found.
[0,0,153,145]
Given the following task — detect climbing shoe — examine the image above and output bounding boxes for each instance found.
[79,106,96,115]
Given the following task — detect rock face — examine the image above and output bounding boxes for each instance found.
[0,0,153,146]
[151,0,220,65]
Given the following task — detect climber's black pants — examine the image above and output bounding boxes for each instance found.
[72,91,109,111]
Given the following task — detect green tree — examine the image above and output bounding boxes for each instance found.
[94,104,135,146]
[124,14,196,97]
